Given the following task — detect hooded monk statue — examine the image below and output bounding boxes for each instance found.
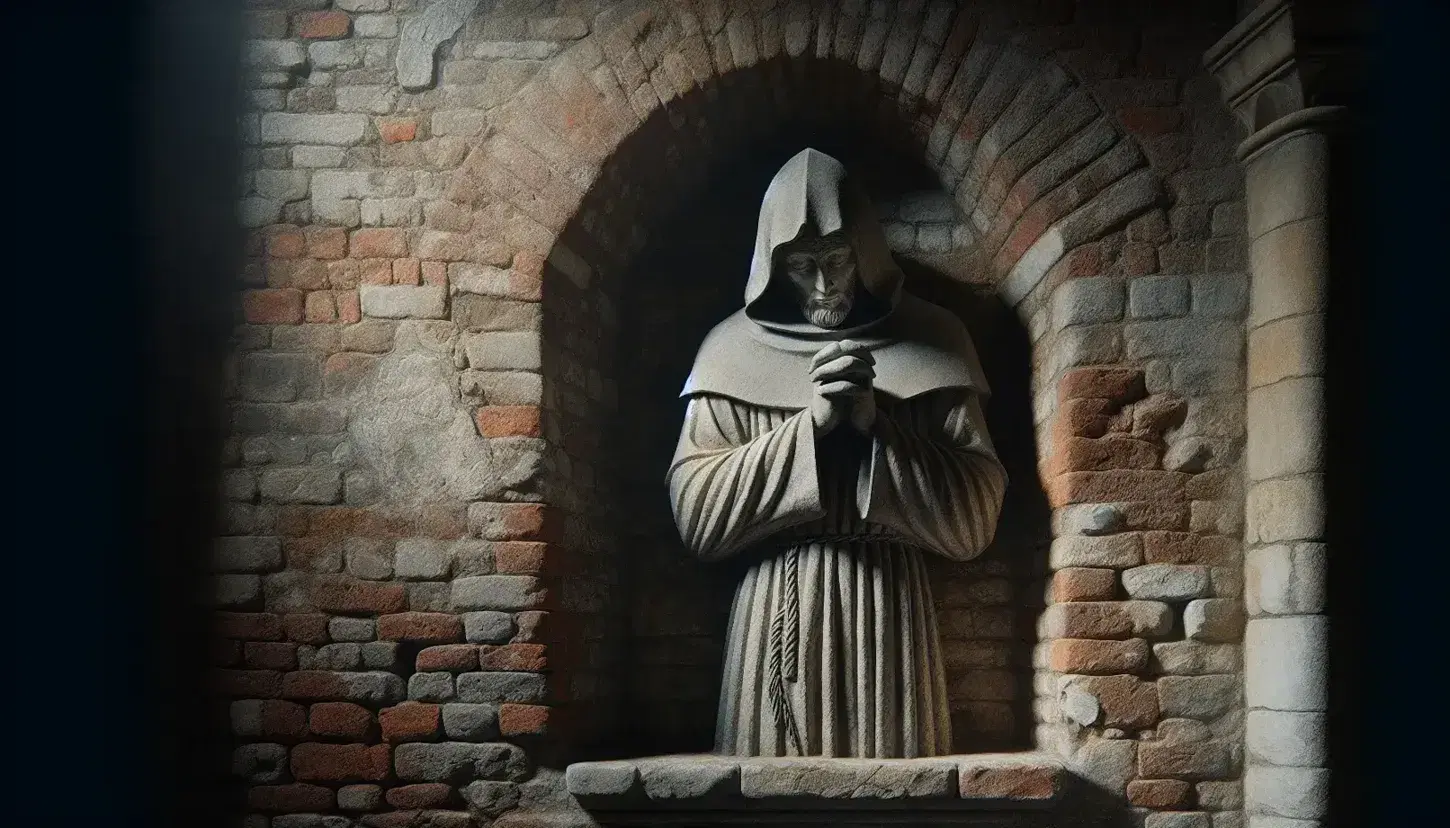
[666,149,1009,758]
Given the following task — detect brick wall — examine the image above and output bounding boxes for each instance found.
[222,1,1250,826]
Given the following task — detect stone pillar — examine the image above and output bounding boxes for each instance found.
[1205,1,1350,825]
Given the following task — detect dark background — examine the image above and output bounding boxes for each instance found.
[11,0,1442,825]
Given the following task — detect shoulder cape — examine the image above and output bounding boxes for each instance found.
[681,293,990,409]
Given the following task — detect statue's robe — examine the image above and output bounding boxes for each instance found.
[667,388,1007,758]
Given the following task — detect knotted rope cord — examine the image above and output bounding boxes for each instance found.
[764,531,908,756]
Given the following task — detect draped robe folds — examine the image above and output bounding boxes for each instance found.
[667,389,1008,758]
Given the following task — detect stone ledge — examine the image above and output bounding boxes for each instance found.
[566,753,1065,815]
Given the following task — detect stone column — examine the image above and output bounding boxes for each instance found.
[1205,1,1350,825]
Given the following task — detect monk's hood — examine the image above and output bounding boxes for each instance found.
[681,148,989,409]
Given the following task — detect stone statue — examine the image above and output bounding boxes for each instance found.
[666,149,1009,758]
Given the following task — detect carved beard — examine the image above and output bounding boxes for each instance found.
[806,296,852,328]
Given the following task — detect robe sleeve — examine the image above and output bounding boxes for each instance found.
[667,394,827,562]
[856,390,1008,561]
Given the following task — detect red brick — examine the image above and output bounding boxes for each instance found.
[267,259,329,290]
[1049,638,1150,674]
[494,503,558,541]
[512,610,563,644]
[1121,242,1159,276]
[392,258,421,285]
[1185,469,1232,500]
[305,290,338,323]
[1143,532,1238,565]
[1051,568,1118,603]
[479,643,548,672]
[291,742,390,782]
[360,259,393,285]
[378,612,464,643]
[245,641,299,671]
[1065,243,1103,277]
[1074,674,1160,730]
[283,613,331,645]
[508,269,542,301]
[351,228,408,259]
[217,611,284,640]
[416,644,479,672]
[1118,106,1184,137]
[213,669,281,697]
[379,119,419,144]
[311,577,407,614]
[337,290,361,324]
[1057,398,1113,439]
[495,542,548,574]
[266,227,306,259]
[307,226,348,260]
[242,289,304,324]
[295,10,351,39]
[474,405,542,438]
[420,261,448,286]
[281,670,346,701]
[260,700,308,741]
[1127,779,1193,809]
[1118,501,1192,532]
[1059,368,1146,405]
[1049,603,1137,640]
[248,783,334,813]
[1050,470,1188,508]
[308,702,374,740]
[380,703,441,743]
[386,784,455,809]
[418,502,467,539]
[958,765,1059,800]
[1054,436,1161,473]
[1133,395,1187,434]
[499,703,550,736]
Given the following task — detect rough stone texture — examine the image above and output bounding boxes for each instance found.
[1123,564,1211,601]
[739,758,956,799]
[1185,599,1245,643]
[1245,617,1328,712]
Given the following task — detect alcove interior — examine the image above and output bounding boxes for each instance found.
[542,114,1051,763]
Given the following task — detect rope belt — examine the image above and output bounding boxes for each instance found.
[763,532,907,756]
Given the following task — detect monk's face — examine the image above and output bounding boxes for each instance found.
[780,231,857,329]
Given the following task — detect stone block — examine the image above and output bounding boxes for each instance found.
[328,617,376,643]
[259,467,343,504]
[260,113,368,145]
[1053,277,1124,326]
[336,784,382,812]
[565,761,639,796]
[463,332,543,370]
[1246,476,1325,544]
[456,672,548,704]
[1185,599,1244,643]
[344,540,393,580]
[1123,565,1210,601]
[234,743,288,783]
[1049,534,1142,568]
[245,40,307,71]
[408,672,456,703]
[1067,675,1159,730]
[1247,378,1324,481]
[393,742,527,784]
[1248,217,1327,328]
[1052,504,1126,536]
[309,41,359,70]
[361,641,398,670]
[1245,766,1329,820]
[1244,130,1329,239]
[739,758,956,798]
[1245,617,1327,711]
[441,703,500,741]
[637,757,741,800]
[451,575,545,611]
[1072,738,1136,794]
[360,285,447,319]
[1246,543,1326,616]
[1246,710,1326,766]
[1126,319,1242,360]
[1158,675,1240,720]
[1191,274,1249,318]
[310,644,362,671]
[1138,740,1237,780]
[463,611,515,644]
[1129,275,1189,319]
[1198,781,1244,810]
[395,539,453,580]
[1248,314,1324,389]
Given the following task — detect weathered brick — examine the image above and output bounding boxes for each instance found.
[455,672,549,704]
[1127,778,1193,809]
[248,783,334,813]
[462,612,515,644]
[442,703,501,741]
[1138,740,1237,780]
[1070,674,1161,730]
[392,741,528,784]
[1049,535,1142,569]
[474,405,542,438]
[310,577,406,614]
[378,612,464,643]
[478,643,547,672]
[1184,599,1243,643]
[261,467,343,505]
[395,539,452,580]
[243,288,305,324]
[309,701,374,739]
[1049,638,1149,674]
[958,763,1060,800]
[296,11,352,40]
[1123,564,1211,601]
[1059,368,1146,404]
[418,644,480,672]
[283,613,331,645]
[1152,642,1241,676]
[379,118,418,143]
[360,285,447,319]
[1051,568,1118,602]
[1053,471,1188,506]
[217,611,285,640]
[1159,675,1240,719]
[282,670,405,706]
[291,742,390,782]
[381,702,442,743]
[1044,601,1171,640]
[386,783,455,809]
[337,783,383,812]
[261,113,369,145]
[499,703,550,737]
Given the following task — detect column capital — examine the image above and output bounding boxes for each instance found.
[1204,0,1361,139]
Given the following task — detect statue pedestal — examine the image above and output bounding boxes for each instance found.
[565,753,1067,827]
